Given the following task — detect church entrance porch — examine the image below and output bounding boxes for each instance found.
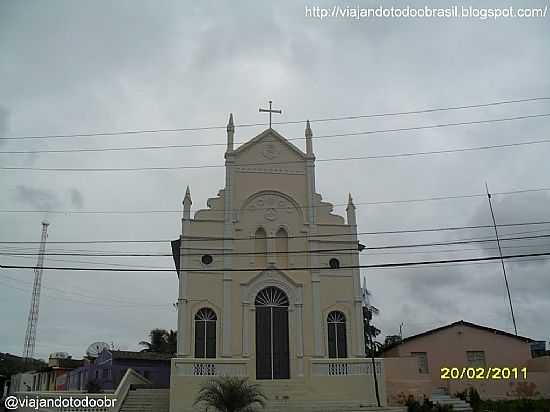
[169,357,388,411]
[255,287,290,380]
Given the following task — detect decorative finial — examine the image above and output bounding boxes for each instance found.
[183,186,192,220]
[346,192,356,226]
[347,192,354,207]
[226,113,234,152]
[305,120,313,156]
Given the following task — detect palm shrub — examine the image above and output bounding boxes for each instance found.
[194,376,267,412]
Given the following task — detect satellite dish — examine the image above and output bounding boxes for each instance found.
[86,342,110,358]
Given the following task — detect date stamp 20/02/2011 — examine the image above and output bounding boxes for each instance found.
[440,367,527,380]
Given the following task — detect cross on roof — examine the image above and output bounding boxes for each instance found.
[259,100,282,128]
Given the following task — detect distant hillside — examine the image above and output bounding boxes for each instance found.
[0,352,47,377]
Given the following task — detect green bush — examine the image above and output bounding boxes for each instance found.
[406,395,453,412]
[454,387,550,412]
[479,399,550,412]
[194,376,266,412]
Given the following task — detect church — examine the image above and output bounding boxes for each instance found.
[169,110,386,411]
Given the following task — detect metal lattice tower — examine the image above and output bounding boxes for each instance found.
[22,221,49,361]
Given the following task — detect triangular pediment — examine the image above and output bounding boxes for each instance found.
[232,128,307,160]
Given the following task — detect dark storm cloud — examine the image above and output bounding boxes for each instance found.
[0,105,8,136]
[69,188,84,209]
[15,185,62,210]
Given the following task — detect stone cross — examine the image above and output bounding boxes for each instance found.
[259,100,282,128]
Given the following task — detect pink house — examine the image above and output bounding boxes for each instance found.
[381,320,550,403]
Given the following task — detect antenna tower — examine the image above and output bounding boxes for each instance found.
[22,221,49,361]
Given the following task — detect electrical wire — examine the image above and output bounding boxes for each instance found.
[2,97,548,141]
[2,233,550,257]
[2,251,550,272]
[1,218,550,244]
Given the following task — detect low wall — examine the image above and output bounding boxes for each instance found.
[384,357,433,405]
[384,356,550,402]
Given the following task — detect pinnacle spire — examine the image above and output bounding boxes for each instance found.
[305,120,313,156]
[346,192,356,226]
[226,113,235,152]
[347,192,355,208]
[183,186,192,220]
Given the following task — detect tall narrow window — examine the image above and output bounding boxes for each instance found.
[327,311,348,359]
[255,227,267,268]
[275,228,288,268]
[194,308,217,358]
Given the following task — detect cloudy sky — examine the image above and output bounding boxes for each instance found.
[1,0,549,360]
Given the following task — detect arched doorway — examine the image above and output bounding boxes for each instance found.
[255,286,290,379]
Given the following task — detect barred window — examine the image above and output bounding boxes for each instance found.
[411,352,429,373]
[466,351,486,367]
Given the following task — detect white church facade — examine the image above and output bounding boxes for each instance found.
[169,114,386,411]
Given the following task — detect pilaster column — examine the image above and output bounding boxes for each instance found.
[222,151,235,357]
[348,194,366,356]
[177,234,189,356]
[295,302,305,376]
[242,302,251,356]
[312,271,323,357]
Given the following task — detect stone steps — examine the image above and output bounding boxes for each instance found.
[430,394,472,412]
[119,388,169,412]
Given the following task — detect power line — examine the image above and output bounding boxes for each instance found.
[1,186,549,216]
[3,135,549,172]
[2,97,549,141]
[1,251,550,272]
[1,218,550,244]
[4,225,548,257]
[0,277,170,309]
[2,233,550,257]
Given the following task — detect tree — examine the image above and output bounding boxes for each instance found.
[164,330,177,355]
[139,329,177,354]
[194,377,266,412]
[362,288,382,356]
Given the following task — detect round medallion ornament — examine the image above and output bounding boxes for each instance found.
[262,142,280,159]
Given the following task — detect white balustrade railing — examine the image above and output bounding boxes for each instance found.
[311,358,384,377]
[174,358,248,377]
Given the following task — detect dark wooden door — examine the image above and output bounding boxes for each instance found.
[255,306,272,379]
[272,307,290,379]
[255,306,289,379]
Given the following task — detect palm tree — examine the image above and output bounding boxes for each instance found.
[164,330,177,354]
[194,377,267,412]
[139,329,168,352]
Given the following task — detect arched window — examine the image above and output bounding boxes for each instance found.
[327,311,347,359]
[194,308,217,358]
[255,227,267,268]
[275,228,288,268]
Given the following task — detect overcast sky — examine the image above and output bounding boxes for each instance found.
[1,0,549,360]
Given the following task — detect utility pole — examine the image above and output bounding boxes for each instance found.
[485,183,518,336]
[22,221,49,361]
[362,278,381,407]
